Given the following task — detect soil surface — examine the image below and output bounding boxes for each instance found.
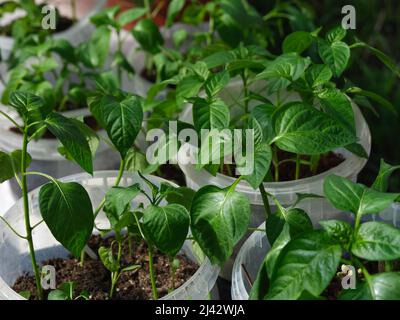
[221,150,345,182]
[12,235,198,300]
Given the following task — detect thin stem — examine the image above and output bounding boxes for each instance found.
[144,0,152,18]
[148,245,158,300]
[295,154,301,180]
[21,129,43,300]
[0,216,27,239]
[94,159,125,219]
[248,227,266,232]
[0,110,23,131]
[31,219,44,230]
[259,184,272,220]
[71,0,77,22]
[272,145,279,182]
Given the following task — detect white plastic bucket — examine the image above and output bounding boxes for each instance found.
[0,171,220,300]
[0,0,106,60]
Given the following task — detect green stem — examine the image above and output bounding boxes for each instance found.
[295,154,301,180]
[148,245,158,300]
[71,0,77,22]
[0,216,27,239]
[0,110,23,131]
[144,0,152,18]
[22,129,43,300]
[248,227,266,232]
[272,145,279,182]
[241,70,249,119]
[259,184,272,220]
[117,30,123,85]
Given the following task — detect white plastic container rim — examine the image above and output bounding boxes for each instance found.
[0,171,220,300]
[231,204,400,300]
[178,96,372,205]
[0,0,106,53]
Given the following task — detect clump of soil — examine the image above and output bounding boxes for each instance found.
[221,150,345,182]
[12,235,198,300]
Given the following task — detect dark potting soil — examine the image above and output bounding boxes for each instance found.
[221,150,345,182]
[12,235,198,300]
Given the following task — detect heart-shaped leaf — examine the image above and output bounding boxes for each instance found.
[272,102,356,155]
[132,18,164,54]
[372,159,400,192]
[283,31,313,54]
[318,39,350,77]
[143,204,190,256]
[39,181,94,257]
[0,150,31,183]
[352,222,400,261]
[192,98,230,132]
[267,231,341,300]
[190,183,251,265]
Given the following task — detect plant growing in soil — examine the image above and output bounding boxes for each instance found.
[249,160,400,300]
[0,91,97,299]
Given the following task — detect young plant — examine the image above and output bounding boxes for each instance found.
[249,160,400,300]
[0,91,97,299]
[97,172,251,299]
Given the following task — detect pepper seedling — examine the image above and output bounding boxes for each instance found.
[249,160,400,300]
[0,91,97,300]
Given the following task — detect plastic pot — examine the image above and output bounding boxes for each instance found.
[232,204,400,300]
[0,0,106,60]
[0,171,220,300]
[178,80,372,279]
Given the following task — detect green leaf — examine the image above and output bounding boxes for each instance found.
[324,175,399,216]
[249,259,269,300]
[98,246,119,272]
[204,71,230,98]
[345,142,368,159]
[143,204,190,256]
[9,91,47,123]
[132,19,164,54]
[238,143,272,189]
[318,39,350,77]
[319,220,353,244]
[251,104,275,143]
[351,42,400,78]
[365,273,400,300]
[283,31,313,54]
[272,102,356,155]
[118,7,147,26]
[39,181,94,257]
[317,88,355,134]
[192,98,230,132]
[372,159,400,192]
[104,184,141,228]
[176,75,203,107]
[339,282,372,300]
[0,150,31,183]
[48,282,75,301]
[305,64,333,88]
[94,95,143,159]
[166,187,196,211]
[45,113,93,174]
[352,222,400,261]
[326,26,347,43]
[265,223,291,280]
[166,0,185,27]
[190,183,251,265]
[79,26,111,68]
[203,51,235,69]
[1,66,27,105]
[346,87,397,115]
[172,29,188,48]
[257,53,311,90]
[125,148,158,174]
[90,6,119,27]
[267,231,341,300]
